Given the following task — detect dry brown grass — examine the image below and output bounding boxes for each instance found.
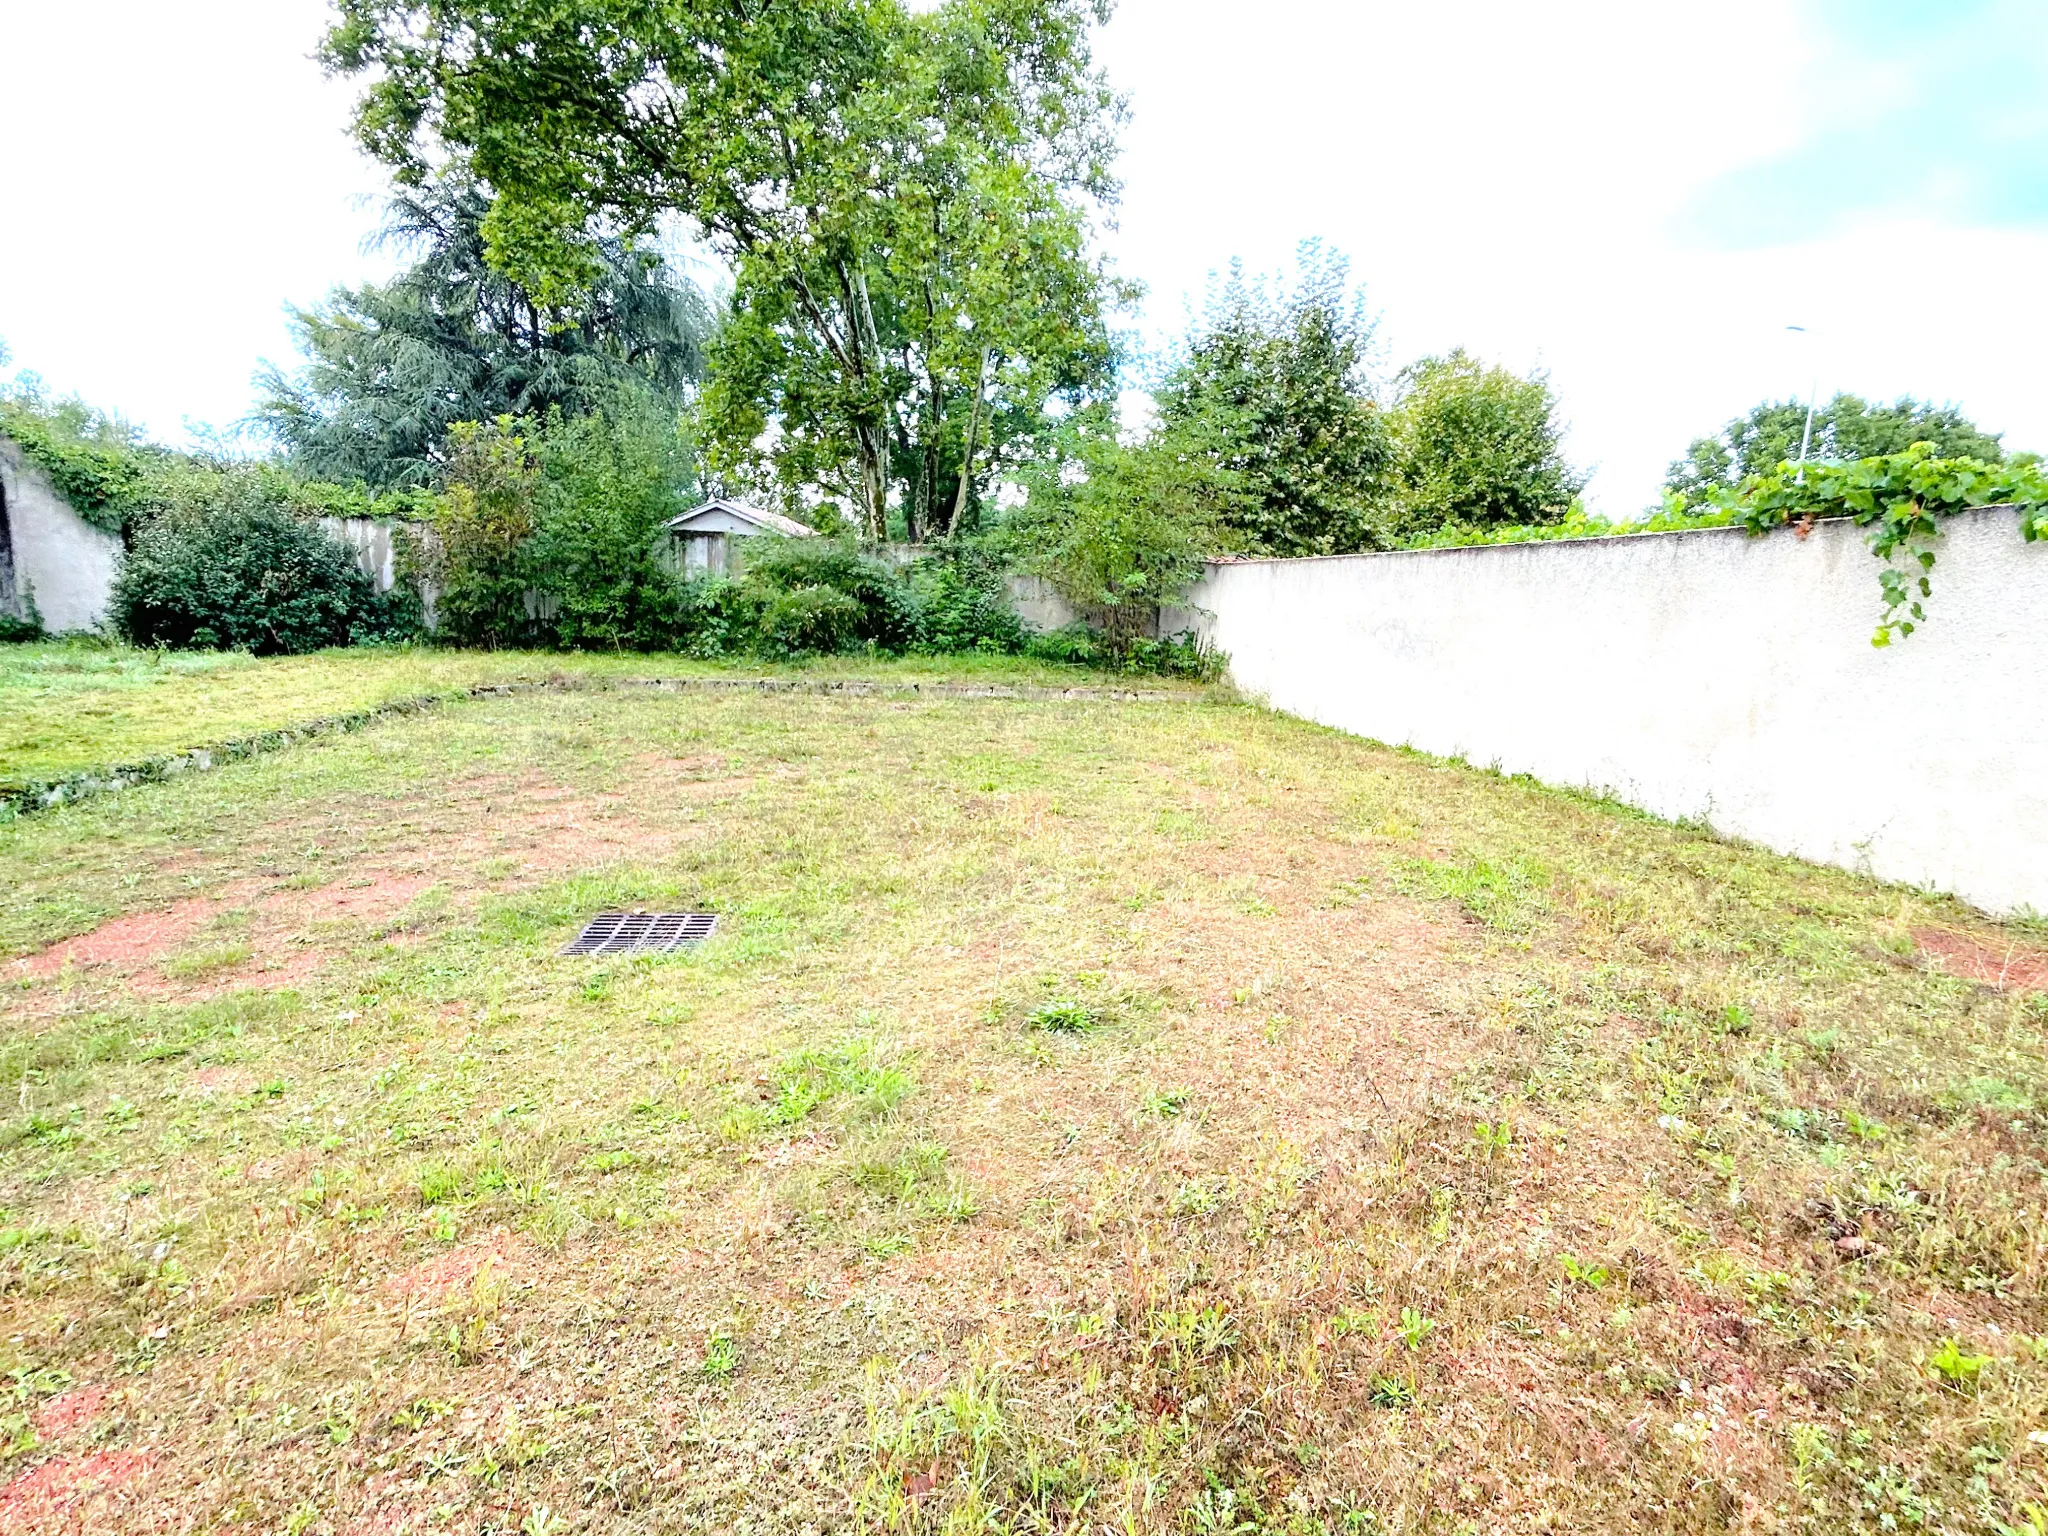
[0,676,2044,1534]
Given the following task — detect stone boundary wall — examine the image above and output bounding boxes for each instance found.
[1168,506,2048,916]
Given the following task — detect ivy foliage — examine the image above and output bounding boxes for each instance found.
[0,389,154,534]
[1718,444,2048,645]
[1413,444,2048,647]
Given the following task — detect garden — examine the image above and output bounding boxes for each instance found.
[1,648,2046,1532]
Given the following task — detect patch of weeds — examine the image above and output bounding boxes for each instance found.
[162,940,253,980]
[1927,1337,1990,1392]
[1142,1088,1191,1118]
[1185,1484,1260,1535]
[1369,1373,1417,1409]
[1394,855,1547,931]
[417,1165,461,1205]
[1026,999,1096,1034]
[853,1139,949,1201]
[1560,1253,1610,1289]
[1472,1119,1512,1157]
[862,1232,914,1258]
[442,1265,504,1364]
[702,1333,737,1380]
[721,1037,910,1140]
[1843,1107,1887,1142]
[1395,1307,1435,1350]
[1170,1176,1227,1217]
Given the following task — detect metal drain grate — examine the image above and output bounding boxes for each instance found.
[559,911,717,956]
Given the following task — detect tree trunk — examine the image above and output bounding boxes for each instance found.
[945,348,991,537]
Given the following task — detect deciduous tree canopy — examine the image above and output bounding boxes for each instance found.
[322,0,1129,539]
[1666,393,2006,501]
[1386,351,1584,534]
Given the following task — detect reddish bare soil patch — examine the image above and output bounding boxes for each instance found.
[32,1387,108,1443]
[1915,927,2048,992]
[0,1449,155,1529]
[383,1235,520,1303]
[183,1067,259,1099]
[15,899,217,978]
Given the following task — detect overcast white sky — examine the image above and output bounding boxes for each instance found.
[3,0,2044,513]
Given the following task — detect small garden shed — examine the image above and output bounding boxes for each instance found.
[664,498,816,577]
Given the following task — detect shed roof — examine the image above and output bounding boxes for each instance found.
[663,498,818,538]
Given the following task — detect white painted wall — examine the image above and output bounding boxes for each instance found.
[0,435,124,632]
[1174,507,2048,916]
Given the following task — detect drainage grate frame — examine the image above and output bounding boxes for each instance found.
[559,911,718,957]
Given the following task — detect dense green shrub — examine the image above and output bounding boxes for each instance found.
[755,586,865,657]
[738,540,917,650]
[111,480,411,654]
[0,610,42,644]
[1003,406,1219,650]
[1386,351,1584,534]
[1022,624,1218,680]
[907,550,1024,654]
[1153,243,1390,557]
[665,576,762,658]
[422,393,700,650]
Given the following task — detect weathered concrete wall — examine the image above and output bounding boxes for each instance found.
[0,435,124,632]
[321,516,400,592]
[1005,573,1082,634]
[1174,507,2048,916]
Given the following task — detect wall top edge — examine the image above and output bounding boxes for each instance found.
[1203,502,2029,570]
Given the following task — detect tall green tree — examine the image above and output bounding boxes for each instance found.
[1666,393,2006,500]
[258,180,714,491]
[1153,244,1390,556]
[323,0,1127,541]
[1386,351,1584,533]
[1003,404,1220,646]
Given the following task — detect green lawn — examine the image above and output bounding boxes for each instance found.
[0,640,1194,788]
[0,653,2044,1534]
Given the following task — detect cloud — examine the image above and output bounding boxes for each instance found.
[1683,0,2048,246]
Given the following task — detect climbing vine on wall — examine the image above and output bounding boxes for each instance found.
[1720,444,2048,645]
[0,396,151,534]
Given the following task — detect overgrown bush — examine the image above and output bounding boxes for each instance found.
[1022,624,1218,679]
[1002,406,1219,652]
[755,585,865,657]
[1385,350,1584,534]
[422,393,704,650]
[0,609,42,644]
[738,539,918,651]
[112,478,411,654]
[907,549,1025,654]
